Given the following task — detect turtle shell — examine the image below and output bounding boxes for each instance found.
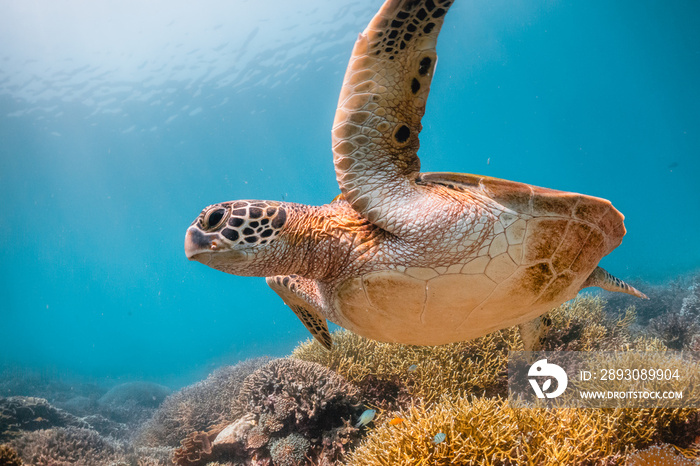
[330,172,625,345]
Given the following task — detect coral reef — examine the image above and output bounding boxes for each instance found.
[0,396,89,442]
[680,278,700,318]
[236,358,362,431]
[604,273,698,325]
[542,295,666,352]
[292,294,699,465]
[3,280,699,465]
[172,358,365,465]
[97,381,171,428]
[172,428,219,466]
[627,444,699,466]
[8,427,124,466]
[55,395,99,417]
[269,433,310,466]
[648,311,700,351]
[137,357,270,448]
[235,358,364,464]
[292,295,665,410]
[109,446,175,466]
[292,326,519,405]
[353,374,412,413]
[0,444,22,466]
[344,395,700,466]
[606,272,700,351]
[82,413,130,439]
[99,381,171,410]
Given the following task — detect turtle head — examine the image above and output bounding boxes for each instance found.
[184,200,288,276]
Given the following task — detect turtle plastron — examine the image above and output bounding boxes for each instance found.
[266,275,333,349]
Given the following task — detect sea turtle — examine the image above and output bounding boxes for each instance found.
[184,0,646,351]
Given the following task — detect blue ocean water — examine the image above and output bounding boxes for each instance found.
[0,0,698,389]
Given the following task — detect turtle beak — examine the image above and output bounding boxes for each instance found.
[185,227,212,261]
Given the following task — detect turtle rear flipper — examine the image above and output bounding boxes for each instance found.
[581,266,648,299]
[518,315,552,351]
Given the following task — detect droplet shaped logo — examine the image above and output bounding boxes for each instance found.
[528,358,568,399]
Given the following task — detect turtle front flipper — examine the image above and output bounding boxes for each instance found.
[266,275,333,350]
[332,0,455,235]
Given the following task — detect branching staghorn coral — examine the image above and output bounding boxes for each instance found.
[291,295,698,464]
[343,395,700,466]
[292,326,519,406]
[292,295,663,408]
[543,295,667,352]
[0,444,22,466]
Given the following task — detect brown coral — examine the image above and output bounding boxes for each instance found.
[137,357,269,448]
[627,444,699,466]
[237,358,362,434]
[0,444,22,466]
[172,430,215,466]
[235,358,364,464]
[245,425,269,450]
[9,427,123,466]
[268,433,310,466]
[0,396,89,442]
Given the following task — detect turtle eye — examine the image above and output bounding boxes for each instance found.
[203,207,227,231]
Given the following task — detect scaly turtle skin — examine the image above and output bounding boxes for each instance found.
[185,0,646,350]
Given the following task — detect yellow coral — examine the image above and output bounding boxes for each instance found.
[571,352,700,409]
[291,295,665,405]
[344,396,699,466]
[292,326,520,404]
[291,295,699,465]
